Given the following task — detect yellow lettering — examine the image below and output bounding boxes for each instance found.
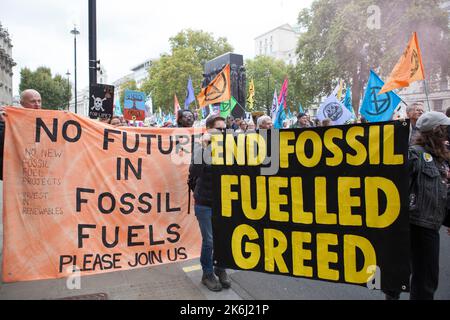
[279,131,296,169]
[338,177,362,226]
[365,177,401,228]
[211,134,224,165]
[264,228,289,273]
[317,233,339,281]
[324,128,344,166]
[291,177,313,224]
[315,177,337,224]
[221,175,239,217]
[269,177,289,222]
[241,176,266,220]
[383,125,404,165]
[346,126,367,165]
[292,231,313,277]
[246,133,266,166]
[344,235,376,284]
[225,133,246,165]
[369,125,380,165]
[232,224,260,269]
[296,131,323,167]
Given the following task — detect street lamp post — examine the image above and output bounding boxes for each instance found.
[265,70,271,115]
[65,70,71,111]
[70,26,80,114]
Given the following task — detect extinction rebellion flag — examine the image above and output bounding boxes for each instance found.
[197,64,231,108]
[210,122,411,292]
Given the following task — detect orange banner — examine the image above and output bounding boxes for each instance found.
[197,64,231,108]
[2,107,203,282]
[379,32,425,94]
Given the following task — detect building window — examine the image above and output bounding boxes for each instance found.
[270,44,272,52]
[433,99,443,112]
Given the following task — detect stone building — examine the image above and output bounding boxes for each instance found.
[0,22,16,106]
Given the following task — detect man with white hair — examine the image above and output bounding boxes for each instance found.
[20,89,42,109]
[0,89,42,180]
[257,115,273,129]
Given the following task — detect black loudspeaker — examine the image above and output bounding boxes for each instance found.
[203,52,246,119]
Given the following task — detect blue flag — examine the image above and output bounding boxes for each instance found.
[184,77,195,109]
[360,70,401,122]
[273,101,286,129]
[114,99,123,116]
[343,87,355,117]
[298,102,304,114]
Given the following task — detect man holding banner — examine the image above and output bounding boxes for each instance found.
[189,114,232,292]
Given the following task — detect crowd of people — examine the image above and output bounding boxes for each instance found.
[1,89,449,299]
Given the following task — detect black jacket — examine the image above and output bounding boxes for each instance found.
[409,145,448,230]
[189,142,213,207]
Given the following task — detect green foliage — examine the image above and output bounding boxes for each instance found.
[294,0,450,114]
[19,67,72,110]
[169,29,234,66]
[244,56,290,113]
[142,29,234,113]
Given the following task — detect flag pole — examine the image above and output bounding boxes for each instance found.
[423,80,431,112]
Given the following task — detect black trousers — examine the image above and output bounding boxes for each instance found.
[384,224,440,300]
[409,224,440,300]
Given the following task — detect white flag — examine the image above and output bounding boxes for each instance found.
[317,95,353,125]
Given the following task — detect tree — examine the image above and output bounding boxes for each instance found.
[19,67,72,110]
[244,56,289,113]
[141,30,234,113]
[119,79,138,112]
[169,29,234,66]
[295,0,450,114]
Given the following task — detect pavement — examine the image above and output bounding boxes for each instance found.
[1,179,449,300]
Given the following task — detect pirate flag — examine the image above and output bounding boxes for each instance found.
[89,84,114,119]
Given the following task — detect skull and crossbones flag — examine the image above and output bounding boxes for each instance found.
[89,84,115,119]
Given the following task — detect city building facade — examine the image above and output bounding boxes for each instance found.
[254,24,301,65]
[0,22,16,106]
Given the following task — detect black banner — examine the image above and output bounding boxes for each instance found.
[89,83,114,119]
[211,121,410,292]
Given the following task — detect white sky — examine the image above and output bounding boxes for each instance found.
[1,0,313,96]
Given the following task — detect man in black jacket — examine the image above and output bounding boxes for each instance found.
[188,114,231,292]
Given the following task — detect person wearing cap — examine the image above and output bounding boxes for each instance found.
[291,112,311,128]
[188,114,232,292]
[384,111,450,300]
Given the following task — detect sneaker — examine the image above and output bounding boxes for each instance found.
[201,273,222,292]
[214,268,231,289]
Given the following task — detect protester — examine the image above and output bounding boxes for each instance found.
[236,120,247,133]
[256,115,273,129]
[110,116,121,127]
[291,112,311,128]
[189,114,232,292]
[384,111,450,300]
[226,115,237,130]
[321,118,332,127]
[176,110,195,128]
[313,118,321,127]
[0,89,43,181]
[406,102,425,144]
[247,120,256,132]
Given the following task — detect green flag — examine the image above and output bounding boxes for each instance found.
[220,96,237,118]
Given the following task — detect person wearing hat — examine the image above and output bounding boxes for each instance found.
[188,114,231,292]
[384,111,450,300]
[291,112,311,128]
